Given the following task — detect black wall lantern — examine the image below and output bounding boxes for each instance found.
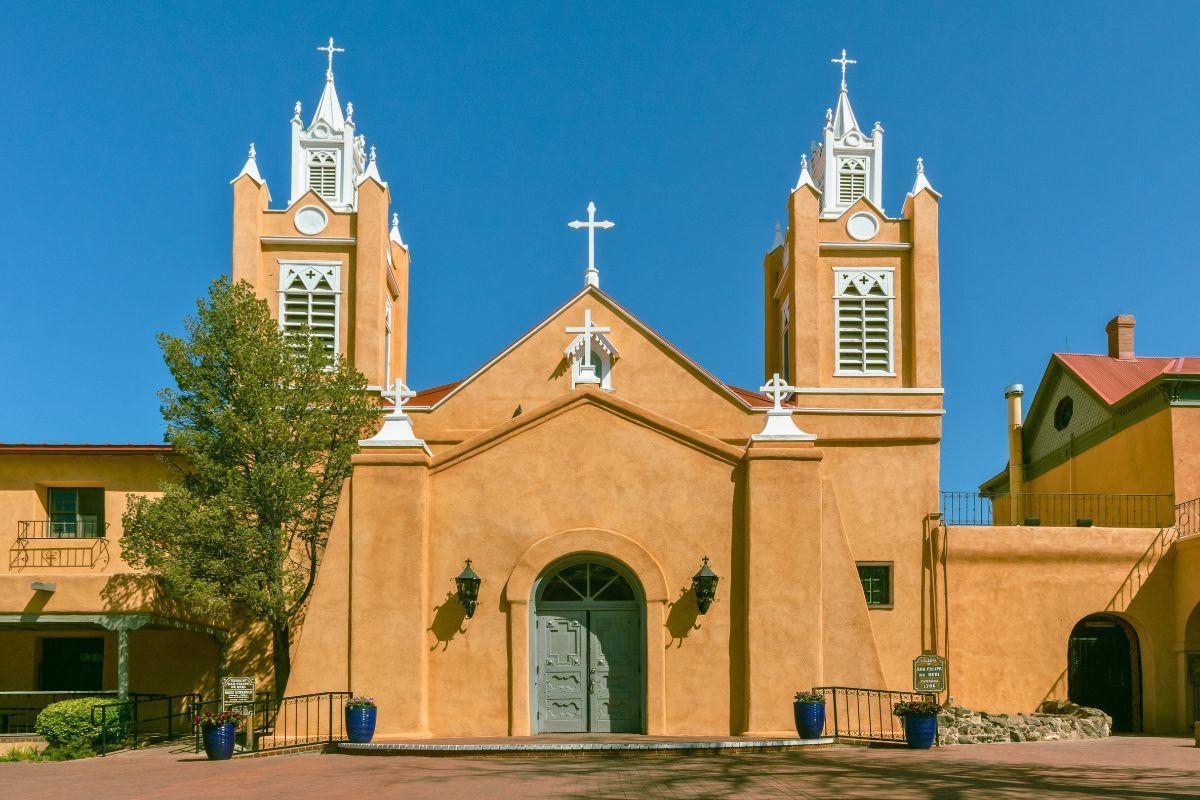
[692,556,719,614]
[455,559,482,618]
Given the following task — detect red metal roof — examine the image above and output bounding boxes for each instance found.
[1055,353,1200,405]
[405,381,461,408]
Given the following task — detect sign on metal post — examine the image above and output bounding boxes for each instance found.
[913,654,947,694]
[221,676,256,709]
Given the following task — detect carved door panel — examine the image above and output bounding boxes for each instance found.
[536,612,588,733]
[588,610,641,733]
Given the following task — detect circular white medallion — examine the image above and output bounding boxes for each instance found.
[846,212,880,241]
[313,123,330,139]
[294,205,328,236]
[845,132,861,146]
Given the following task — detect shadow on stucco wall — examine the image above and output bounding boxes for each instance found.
[664,587,700,647]
[429,590,468,651]
[728,462,748,734]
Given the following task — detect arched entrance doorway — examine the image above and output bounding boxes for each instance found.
[1068,614,1142,732]
[533,558,644,733]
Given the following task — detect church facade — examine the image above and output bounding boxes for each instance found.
[2,46,1199,739]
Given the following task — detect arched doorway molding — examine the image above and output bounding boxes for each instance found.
[1068,612,1144,732]
[503,528,669,735]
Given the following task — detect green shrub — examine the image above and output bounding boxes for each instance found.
[34,697,130,751]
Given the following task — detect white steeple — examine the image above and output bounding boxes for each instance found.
[290,37,368,211]
[232,143,265,186]
[810,49,885,219]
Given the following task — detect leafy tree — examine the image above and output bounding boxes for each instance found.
[123,277,379,694]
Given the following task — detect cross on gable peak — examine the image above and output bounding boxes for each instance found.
[567,201,615,289]
[831,48,857,90]
[759,373,796,411]
[318,37,345,79]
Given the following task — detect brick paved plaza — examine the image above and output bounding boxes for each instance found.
[4,737,1200,799]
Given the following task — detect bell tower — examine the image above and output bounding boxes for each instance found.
[762,50,941,390]
[289,38,366,211]
[230,39,412,391]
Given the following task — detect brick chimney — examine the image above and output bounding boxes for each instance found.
[1105,315,1135,360]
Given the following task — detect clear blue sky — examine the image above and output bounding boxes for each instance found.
[4,2,1198,492]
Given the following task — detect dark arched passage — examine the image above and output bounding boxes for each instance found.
[1068,613,1142,732]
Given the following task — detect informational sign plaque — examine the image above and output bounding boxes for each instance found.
[221,676,255,709]
[912,654,947,693]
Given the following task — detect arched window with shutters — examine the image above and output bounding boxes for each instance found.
[307,151,338,201]
[835,269,893,376]
[837,157,867,206]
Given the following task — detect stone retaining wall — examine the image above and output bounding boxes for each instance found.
[937,700,1111,745]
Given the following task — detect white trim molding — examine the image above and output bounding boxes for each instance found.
[820,241,911,251]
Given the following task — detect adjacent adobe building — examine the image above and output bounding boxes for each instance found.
[2,46,1199,739]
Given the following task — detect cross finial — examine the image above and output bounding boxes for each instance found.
[248,143,256,159]
[381,379,417,415]
[318,37,345,79]
[392,212,399,228]
[567,201,615,289]
[916,156,925,173]
[369,145,376,162]
[759,373,796,412]
[292,101,302,121]
[831,48,857,91]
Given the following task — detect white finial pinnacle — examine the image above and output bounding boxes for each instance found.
[772,221,784,250]
[248,143,256,159]
[567,201,615,289]
[908,156,940,199]
[831,48,857,91]
[292,101,301,120]
[794,152,817,192]
[369,145,376,162]
[361,379,429,452]
[318,37,345,79]
[389,211,406,247]
[392,212,399,228]
[346,101,354,123]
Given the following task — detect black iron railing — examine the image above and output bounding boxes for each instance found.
[190,691,351,755]
[17,520,108,539]
[1176,498,1200,539]
[8,538,111,569]
[940,492,1173,528]
[815,686,938,744]
[93,693,203,756]
[0,691,160,735]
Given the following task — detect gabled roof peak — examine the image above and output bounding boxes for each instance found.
[231,142,265,187]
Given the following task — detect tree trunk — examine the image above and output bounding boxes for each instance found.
[271,619,292,699]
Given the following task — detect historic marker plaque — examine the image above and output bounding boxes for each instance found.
[912,654,947,693]
[221,676,255,709]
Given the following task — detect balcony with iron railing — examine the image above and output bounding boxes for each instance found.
[940,492,1175,528]
[10,519,111,570]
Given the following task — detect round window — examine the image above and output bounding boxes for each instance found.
[1053,396,1074,431]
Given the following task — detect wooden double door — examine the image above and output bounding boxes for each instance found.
[535,608,642,733]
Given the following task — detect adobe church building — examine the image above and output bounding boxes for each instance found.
[2,46,1199,739]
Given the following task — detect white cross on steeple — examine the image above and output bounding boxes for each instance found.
[831,48,857,90]
[567,201,615,289]
[565,308,611,383]
[760,373,795,412]
[381,379,416,415]
[318,37,345,79]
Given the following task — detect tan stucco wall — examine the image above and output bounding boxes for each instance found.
[945,524,1187,733]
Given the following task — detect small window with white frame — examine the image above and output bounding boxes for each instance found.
[837,157,867,206]
[307,151,338,201]
[834,269,893,375]
[279,262,341,362]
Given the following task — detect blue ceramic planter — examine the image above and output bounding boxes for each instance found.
[346,705,377,743]
[202,722,236,760]
[793,701,826,739]
[902,713,938,749]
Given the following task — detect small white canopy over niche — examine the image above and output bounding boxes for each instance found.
[360,379,431,454]
[564,308,619,390]
[752,374,816,441]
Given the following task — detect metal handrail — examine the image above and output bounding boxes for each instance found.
[191,691,351,755]
[815,686,938,744]
[940,492,1174,528]
[17,520,108,539]
[92,693,201,756]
